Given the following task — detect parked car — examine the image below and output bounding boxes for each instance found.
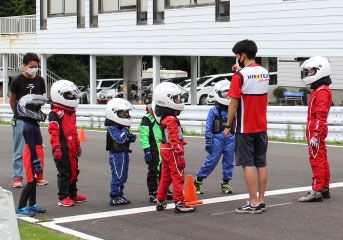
[78,85,90,104]
[184,74,233,105]
[97,80,123,104]
[96,79,122,93]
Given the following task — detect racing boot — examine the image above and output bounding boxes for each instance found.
[321,188,330,199]
[149,192,157,203]
[175,201,196,214]
[299,190,323,202]
[120,196,131,205]
[156,200,168,211]
[221,181,233,194]
[194,179,203,195]
[109,196,126,206]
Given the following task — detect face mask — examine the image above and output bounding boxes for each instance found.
[26,68,38,76]
[236,57,245,69]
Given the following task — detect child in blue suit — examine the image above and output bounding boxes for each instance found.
[194,80,235,194]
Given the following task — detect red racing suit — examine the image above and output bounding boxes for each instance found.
[156,116,187,203]
[306,85,332,192]
[48,104,81,200]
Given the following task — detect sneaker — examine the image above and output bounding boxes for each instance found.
[12,178,22,188]
[109,196,126,206]
[259,203,266,212]
[221,182,233,194]
[71,194,87,203]
[322,188,330,199]
[167,191,174,200]
[36,179,49,186]
[156,200,168,211]
[236,201,262,214]
[16,207,35,217]
[28,204,47,213]
[194,179,203,195]
[120,196,131,205]
[299,190,323,202]
[174,201,196,214]
[58,198,75,207]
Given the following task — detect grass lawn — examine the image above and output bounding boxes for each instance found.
[19,221,79,240]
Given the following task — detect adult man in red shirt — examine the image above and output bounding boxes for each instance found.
[224,39,269,214]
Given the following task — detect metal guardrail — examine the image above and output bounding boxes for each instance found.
[0,105,342,141]
[0,15,36,35]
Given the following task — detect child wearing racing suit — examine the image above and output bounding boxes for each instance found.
[299,56,333,202]
[153,82,196,214]
[139,104,163,202]
[16,94,48,216]
[105,98,136,206]
[194,80,235,195]
[48,80,87,207]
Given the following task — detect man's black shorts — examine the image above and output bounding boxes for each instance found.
[235,132,268,168]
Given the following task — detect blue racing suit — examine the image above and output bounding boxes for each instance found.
[106,123,134,198]
[196,106,235,182]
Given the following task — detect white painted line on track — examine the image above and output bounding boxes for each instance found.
[211,202,293,216]
[39,222,104,240]
[17,216,40,223]
[49,182,343,224]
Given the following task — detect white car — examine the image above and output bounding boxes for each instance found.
[97,80,123,101]
[184,74,233,105]
[96,79,122,93]
[206,72,278,105]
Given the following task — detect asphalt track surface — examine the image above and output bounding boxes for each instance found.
[1,125,343,240]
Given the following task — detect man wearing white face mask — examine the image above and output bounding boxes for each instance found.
[9,53,46,188]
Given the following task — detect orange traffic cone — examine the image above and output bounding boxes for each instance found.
[79,128,87,142]
[184,175,203,206]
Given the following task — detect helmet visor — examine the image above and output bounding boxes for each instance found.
[117,110,131,119]
[63,90,80,100]
[301,68,317,79]
[217,89,229,99]
[172,94,184,104]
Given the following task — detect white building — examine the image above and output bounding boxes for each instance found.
[1,0,343,104]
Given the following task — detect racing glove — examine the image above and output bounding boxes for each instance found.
[32,159,43,174]
[53,148,62,161]
[309,136,319,148]
[77,146,82,157]
[205,138,212,154]
[128,133,137,143]
[144,148,152,165]
[175,154,186,170]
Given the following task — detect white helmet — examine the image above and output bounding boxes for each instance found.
[153,82,185,111]
[214,80,231,106]
[105,98,133,126]
[50,80,80,108]
[17,94,48,122]
[300,56,331,86]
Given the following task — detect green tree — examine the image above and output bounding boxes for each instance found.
[97,56,123,79]
[0,0,35,17]
[48,55,89,86]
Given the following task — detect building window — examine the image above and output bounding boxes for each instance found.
[137,0,147,25]
[40,0,47,29]
[166,0,214,8]
[215,0,230,22]
[99,0,136,12]
[77,0,85,28]
[153,0,164,24]
[90,0,98,27]
[48,0,77,16]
